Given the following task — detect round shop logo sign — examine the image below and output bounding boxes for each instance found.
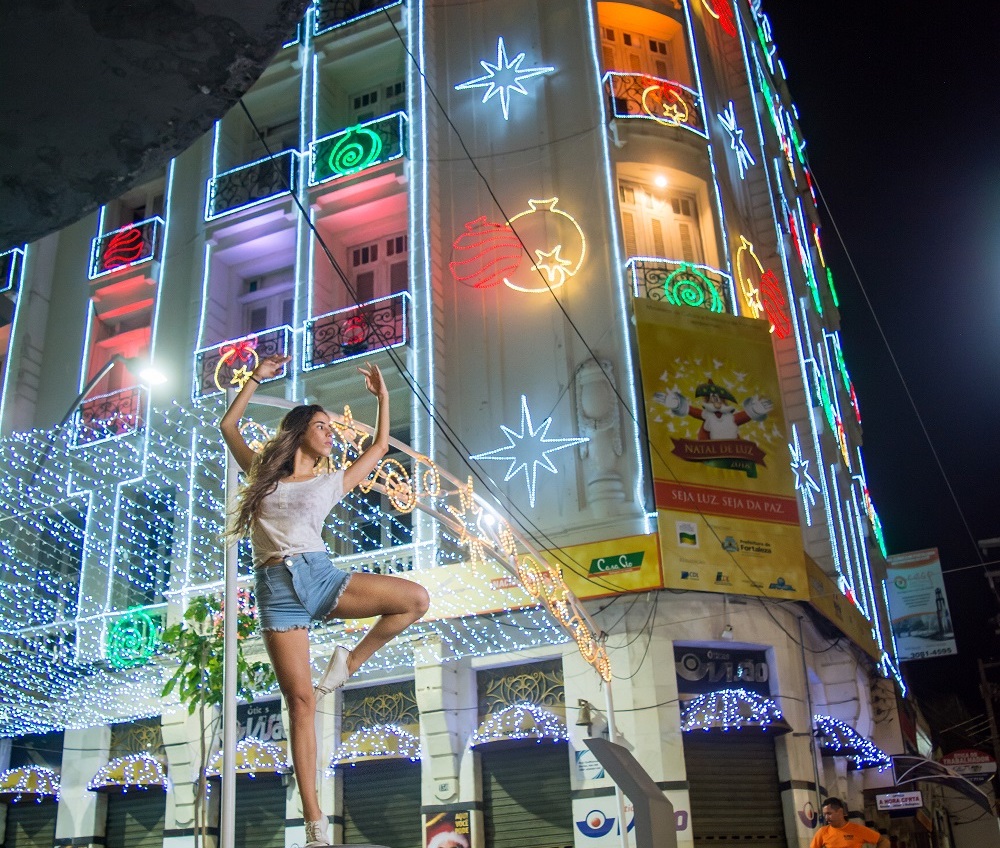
[576,810,634,839]
[894,576,908,590]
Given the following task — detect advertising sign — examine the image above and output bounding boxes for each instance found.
[876,791,922,811]
[572,795,689,847]
[549,534,663,600]
[674,645,771,696]
[940,749,997,785]
[425,810,471,848]
[885,548,957,660]
[633,299,805,599]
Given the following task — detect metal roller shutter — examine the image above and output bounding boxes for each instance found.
[481,742,573,848]
[683,731,786,847]
[1,801,57,848]
[234,775,286,848]
[105,790,166,848]
[343,759,421,848]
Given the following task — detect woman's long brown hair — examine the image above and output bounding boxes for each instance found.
[229,404,326,539]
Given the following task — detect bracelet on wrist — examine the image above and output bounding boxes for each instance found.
[248,375,261,385]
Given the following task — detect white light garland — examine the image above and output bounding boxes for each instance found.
[681,688,787,733]
[327,724,421,771]
[469,702,568,748]
[206,736,291,778]
[813,714,891,771]
[0,765,60,804]
[87,752,170,793]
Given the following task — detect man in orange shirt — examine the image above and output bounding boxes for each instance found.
[810,798,889,848]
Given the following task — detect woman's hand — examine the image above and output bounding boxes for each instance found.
[253,354,291,382]
[358,363,388,398]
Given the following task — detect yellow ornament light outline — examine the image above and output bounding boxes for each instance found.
[502,198,587,293]
[640,84,691,127]
[213,343,260,393]
[734,235,765,321]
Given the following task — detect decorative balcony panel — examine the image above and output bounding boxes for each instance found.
[603,72,707,138]
[309,112,408,187]
[72,385,148,448]
[304,292,408,371]
[205,150,301,221]
[627,257,734,314]
[193,325,291,399]
[313,0,402,35]
[0,246,25,294]
[89,217,164,280]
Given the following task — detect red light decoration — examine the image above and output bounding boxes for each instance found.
[343,315,367,347]
[449,216,523,290]
[701,0,737,37]
[759,270,792,339]
[102,227,144,270]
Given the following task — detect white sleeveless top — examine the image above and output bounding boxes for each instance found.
[250,469,346,567]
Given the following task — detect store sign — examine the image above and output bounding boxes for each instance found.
[674,646,770,696]
[876,791,922,811]
[885,549,957,660]
[238,699,285,744]
[940,749,997,785]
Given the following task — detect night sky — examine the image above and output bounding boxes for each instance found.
[764,2,1000,718]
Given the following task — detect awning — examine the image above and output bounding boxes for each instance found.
[681,688,791,733]
[0,766,60,804]
[87,753,169,793]
[813,714,891,770]
[328,723,421,770]
[892,755,992,813]
[469,702,569,748]
[206,737,291,778]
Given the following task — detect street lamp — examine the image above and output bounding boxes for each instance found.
[58,352,166,428]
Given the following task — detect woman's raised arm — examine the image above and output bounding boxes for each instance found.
[219,354,291,472]
[342,363,390,492]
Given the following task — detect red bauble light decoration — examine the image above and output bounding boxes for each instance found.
[759,269,792,340]
[449,216,523,290]
[102,227,145,270]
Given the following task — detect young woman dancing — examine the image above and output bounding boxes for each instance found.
[220,354,430,848]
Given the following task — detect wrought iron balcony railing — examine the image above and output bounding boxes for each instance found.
[205,149,301,221]
[602,72,706,138]
[88,217,165,280]
[72,385,148,447]
[313,0,402,35]
[627,257,734,314]
[310,111,408,187]
[193,325,292,399]
[0,246,25,294]
[304,292,409,371]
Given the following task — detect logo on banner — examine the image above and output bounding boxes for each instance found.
[576,809,635,838]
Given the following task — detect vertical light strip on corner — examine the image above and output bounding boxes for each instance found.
[585,0,648,529]
[79,301,96,392]
[195,242,214,363]
[852,494,881,635]
[704,144,735,311]
[827,465,857,601]
[412,0,436,462]
[0,245,29,433]
[878,580,898,662]
[291,25,314,403]
[843,493,870,616]
[148,159,176,367]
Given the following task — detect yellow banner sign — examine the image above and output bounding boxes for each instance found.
[633,299,806,599]
[545,534,663,600]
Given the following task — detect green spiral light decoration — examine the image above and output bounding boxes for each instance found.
[327,125,383,177]
[107,607,160,669]
[663,264,724,313]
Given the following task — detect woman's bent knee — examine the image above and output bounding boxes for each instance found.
[411,584,430,618]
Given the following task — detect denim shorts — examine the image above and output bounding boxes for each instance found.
[254,551,352,631]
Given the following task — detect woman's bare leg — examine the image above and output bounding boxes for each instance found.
[262,627,324,821]
[328,573,429,674]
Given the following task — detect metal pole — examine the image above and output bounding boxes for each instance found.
[220,389,239,848]
[798,616,824,817]
[602,653,631,848]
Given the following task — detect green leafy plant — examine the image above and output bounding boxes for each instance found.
[160,591,275,846]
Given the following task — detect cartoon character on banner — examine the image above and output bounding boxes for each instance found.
[214,336,259,393]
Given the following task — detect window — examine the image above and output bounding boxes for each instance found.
[346,233,408,304]
[618,180,705,263]
[237,269,294,336]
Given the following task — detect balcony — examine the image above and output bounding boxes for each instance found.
[304,292,409,371]
[205,150,301,221]
[0,246,25,294]
[603,72,706,138]
[627,257,733,313]
[89,217,164,280]
[72,385,148,447]
[193,325,292,399]
[309,112,408,187]
[313,0,402,35]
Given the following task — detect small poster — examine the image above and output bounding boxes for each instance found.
[885,548,957,660]
[425,810,471,848]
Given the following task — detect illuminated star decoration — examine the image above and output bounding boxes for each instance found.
[230,365,253,388]
[471,395,588,507]
[718,101,756,178]
[454,36,554,121]
[788,425,820,522]
[533,245,573,284]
